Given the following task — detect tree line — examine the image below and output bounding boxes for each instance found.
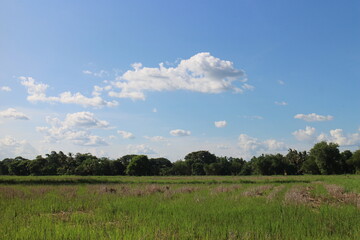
[1,141,360,176]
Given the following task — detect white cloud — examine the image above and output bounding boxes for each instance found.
[92,86,103,96]
[294,113,333,122]
[275,101,288,106]
[0,136,37,159]
[20,76,118,108]
[238,134,286,157]
[292,126,317,141]
[36,112,109,146]
[214,120,227,128]
[238,134,262,153]
[57,91,118,107]
[263,139,286,151]
[152,108,158,113]
[170,129,191,137]
[316,133,327,142]
[292,126,360,146]
[127,144,156,155]
[92,85,112,97]
[108,52,248,100]
[144,136,166,142]
[63,112,110,129]
[117,130,135,139]
[20,76,49,102]
[83,70,109,78]
[109,91,145,100]
[0,108,29,120]
[317,129,360,146]
[277,80,285,85]
[1,86,11,92]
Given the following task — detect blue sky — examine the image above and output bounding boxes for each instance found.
[0,0,359,160]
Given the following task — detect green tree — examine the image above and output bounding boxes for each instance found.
[74,153,99,175]
[28,155,47,175]
[204,162,220,175]
[251,155,273,175]
[340,150,354,174]
[184,151,217,175]
[308,141,341,175]
[118,155,138,170]
[348,150,360,173]
[8,157,30,176]
[126,155,151,176]
[229,157,245,175]
[301,156,320,174]
[285,149,307,175]
[149,157,172,175]
[239,161,253,175]
[0,161,7,175]
[57,153,77,175]
[0,158,14,175]
[203,157,233,175]
[270,154,287,175]
[168,160,189,175]
[111,159,126,175]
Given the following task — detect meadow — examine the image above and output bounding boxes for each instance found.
[1,175,360,239]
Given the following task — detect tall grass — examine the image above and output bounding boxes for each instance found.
[1,176,360,239]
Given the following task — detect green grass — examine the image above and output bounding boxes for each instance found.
[1,175,360,239]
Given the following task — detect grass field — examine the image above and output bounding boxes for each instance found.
[1,175,360,239]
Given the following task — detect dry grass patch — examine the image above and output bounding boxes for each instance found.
[242,185,273,197]
[89,184,199,198]
[324,184,360,208]
[284,185,322,207]
[0,186,26,199]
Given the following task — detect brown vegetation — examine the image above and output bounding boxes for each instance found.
[284,185,322,207]
[324,184,360,208]
[242,185,273,197]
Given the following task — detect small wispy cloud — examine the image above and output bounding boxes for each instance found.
[0,108,29,120]
[117,130,135,139]
[214,120,227,128]
[83,70,109,78]
[170,129,191,137]
[275,101,288,106]
[1,86,11,92]
[294,113,333,122]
